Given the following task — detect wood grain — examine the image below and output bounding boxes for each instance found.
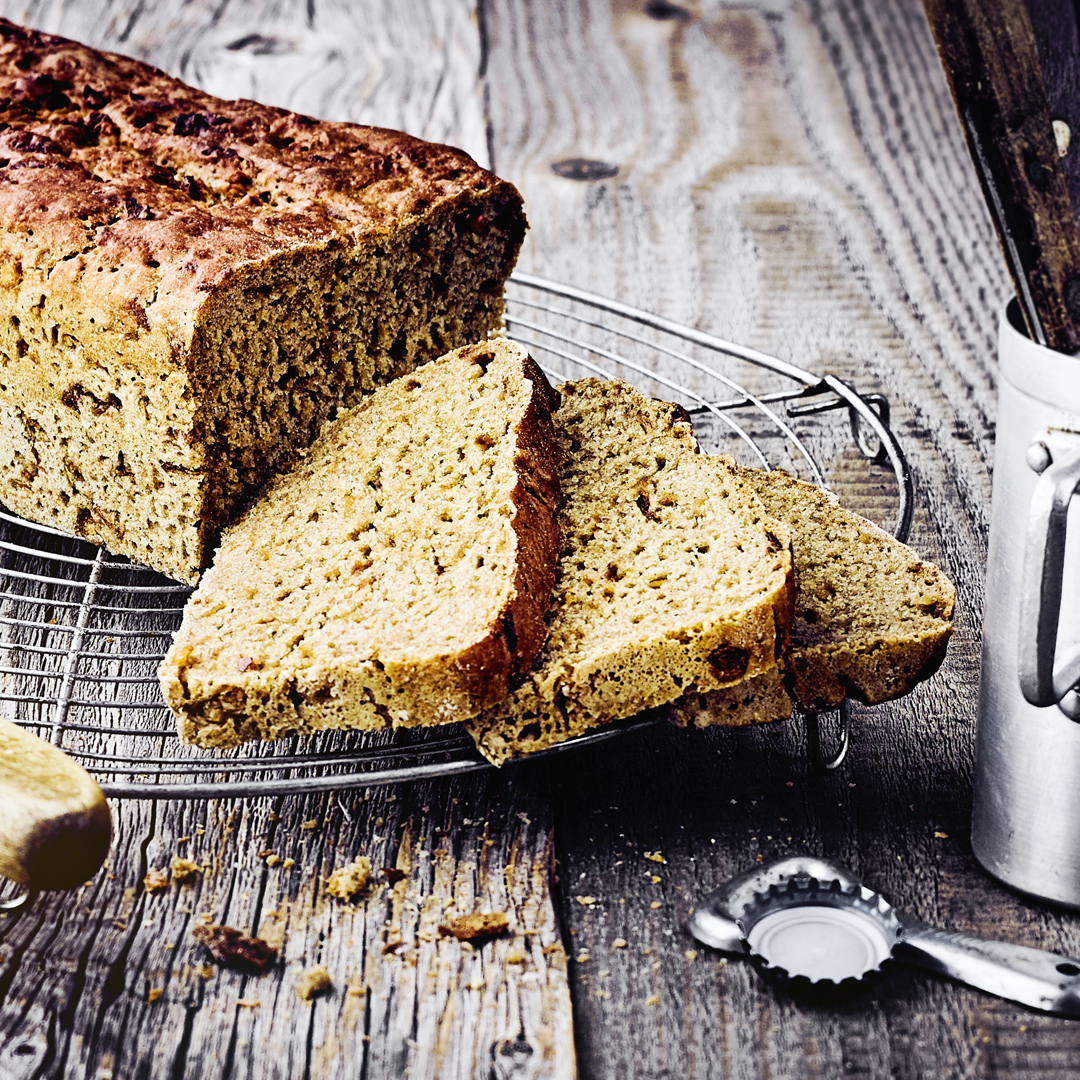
[1,0,1079,1077]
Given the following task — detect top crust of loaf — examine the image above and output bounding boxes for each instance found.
[160,340,562,748]
[467,378,794,764]
[0,18,522,365]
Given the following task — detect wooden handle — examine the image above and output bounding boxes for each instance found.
[0,717,112,891]
[924,0,1080,351]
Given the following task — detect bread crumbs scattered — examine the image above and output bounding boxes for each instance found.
[196,826,205,836]
[176,836,190,844]
[266,855,281,867]
[506,950,527,963]
[439,912,509,941]
[650,901,661,910]
[644,851,666,864]
[575,895,596,906]
[650,875,661,884]
[934,831,949,839]
[237,999,260,1008]
[143,868,169,893]
[467,978,486,991]
[147,988,162,1003]
[646,994,660,1006]
[612,938,627,948]
[198,964,214,979]
[347,985,364,997]
[170,856,200,884]
[326,857,372,902]
[685,950,698,962]
[297,965,333,1001]
[576,951,590,963]
[300,820,318,830]
[256,849,273,858]
[192,924,278,974]
[283,859,295,869]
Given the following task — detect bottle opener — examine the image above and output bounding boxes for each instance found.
[690,855,1080,1014]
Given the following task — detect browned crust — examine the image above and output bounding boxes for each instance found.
[500,353,563,681]
[787,628,953,711]
[0,18,520,348]
[0,19,526,582]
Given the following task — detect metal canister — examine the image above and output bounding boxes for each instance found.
[972,302,1080,907]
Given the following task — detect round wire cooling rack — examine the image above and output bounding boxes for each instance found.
[0,272,912,799]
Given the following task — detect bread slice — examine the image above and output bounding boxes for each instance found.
[160,341,562,749]
[671,467,955,727]
[465,378,794,765]
[0,19,526,582]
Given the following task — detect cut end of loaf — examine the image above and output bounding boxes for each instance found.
[0,19,526,582]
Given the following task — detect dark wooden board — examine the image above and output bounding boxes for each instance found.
[1026,0,1080,239]
[1,1,1080,1078]
[924,0,1080,351]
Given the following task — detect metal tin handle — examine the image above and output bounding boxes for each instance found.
[1018,431,1080,706]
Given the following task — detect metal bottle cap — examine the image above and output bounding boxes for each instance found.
[738,877,901,991]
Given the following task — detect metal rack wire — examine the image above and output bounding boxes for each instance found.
[0,274,911,798]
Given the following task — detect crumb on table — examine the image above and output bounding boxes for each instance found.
[143,868,169,893]
[170,856,200,884]
[438,912,510,941]
[191,924,278,974]
[296,965,333,1001]
[326,856,372,902]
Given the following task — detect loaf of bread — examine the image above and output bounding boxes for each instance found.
[160,341,562,748]
[0,19,526,582]
[465,378,795,765]
[671,467,955,727]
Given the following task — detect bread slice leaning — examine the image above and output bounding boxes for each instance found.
[672,467,955,728]
[160,340,562,749]
[465,378,795,765]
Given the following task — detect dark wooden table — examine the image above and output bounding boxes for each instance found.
[2,1,1078,1077]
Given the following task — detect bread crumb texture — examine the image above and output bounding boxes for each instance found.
[191,923,278,974]
[325,856,372,903]
[296,965,333,1001]
[438,912,510,941]
[161,340,562,747]
[0,19,525,582]
[169,855,200,883]
[142,867,168,893]
[467,378,794,763]
[673,467,955,725]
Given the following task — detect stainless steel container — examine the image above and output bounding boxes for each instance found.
[972,302,1080,907]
